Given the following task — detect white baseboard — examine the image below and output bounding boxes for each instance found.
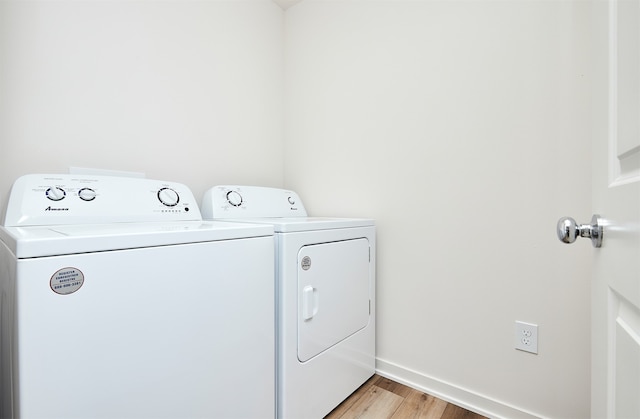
[375,358,544,419]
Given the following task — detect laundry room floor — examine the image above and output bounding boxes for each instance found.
[325,375,487,419]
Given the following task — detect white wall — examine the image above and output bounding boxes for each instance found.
[0,0,597,417]
[284,1,593,418]
[0,0,284,213]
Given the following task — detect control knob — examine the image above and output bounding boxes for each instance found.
[78,188,97,201]
[158,187,180,207]
[46,187,66,201]
[226,191,243,207]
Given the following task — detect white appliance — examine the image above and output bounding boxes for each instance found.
[0,174,275,419]
[201,185,375,419]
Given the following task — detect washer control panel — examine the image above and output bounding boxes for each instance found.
[201,185,307,219]
[4,174,202,226]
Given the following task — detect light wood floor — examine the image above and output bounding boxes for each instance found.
[325,375,487,419]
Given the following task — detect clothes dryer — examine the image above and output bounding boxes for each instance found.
[0,174,275,419]
[202,185,375,419]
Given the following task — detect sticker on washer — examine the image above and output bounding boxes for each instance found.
[301,256,311,270]
[50,267,84,295]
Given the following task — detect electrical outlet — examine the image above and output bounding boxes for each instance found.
[515,321,538,354]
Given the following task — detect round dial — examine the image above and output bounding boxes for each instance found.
[157,187,180,207]
[78,188,97,201]
[226,191,243,207]
[46,187,66,201]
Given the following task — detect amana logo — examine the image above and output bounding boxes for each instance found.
[45,206,69,211]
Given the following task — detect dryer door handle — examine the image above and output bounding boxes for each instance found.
[302,286,319,321]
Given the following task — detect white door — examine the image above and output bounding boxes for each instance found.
[591,1,640,417]
[297,238,370,362]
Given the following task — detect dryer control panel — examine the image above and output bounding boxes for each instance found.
[4,174,202,226]
[202,185,307,219]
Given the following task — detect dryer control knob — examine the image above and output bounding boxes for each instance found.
[46,186,66,201]
[226,191,243,207]
[157,187,180,207]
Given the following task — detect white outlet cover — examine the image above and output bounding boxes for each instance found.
[515,321,538,354]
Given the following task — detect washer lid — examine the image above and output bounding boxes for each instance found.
[0,221,273,258]
[220,217,374,233]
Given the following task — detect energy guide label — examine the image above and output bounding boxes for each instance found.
[50,267,84,295]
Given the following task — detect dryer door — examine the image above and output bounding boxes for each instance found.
[297,238,370,362]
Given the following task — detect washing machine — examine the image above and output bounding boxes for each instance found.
[0,174,275,419]
[201,185,375,419]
